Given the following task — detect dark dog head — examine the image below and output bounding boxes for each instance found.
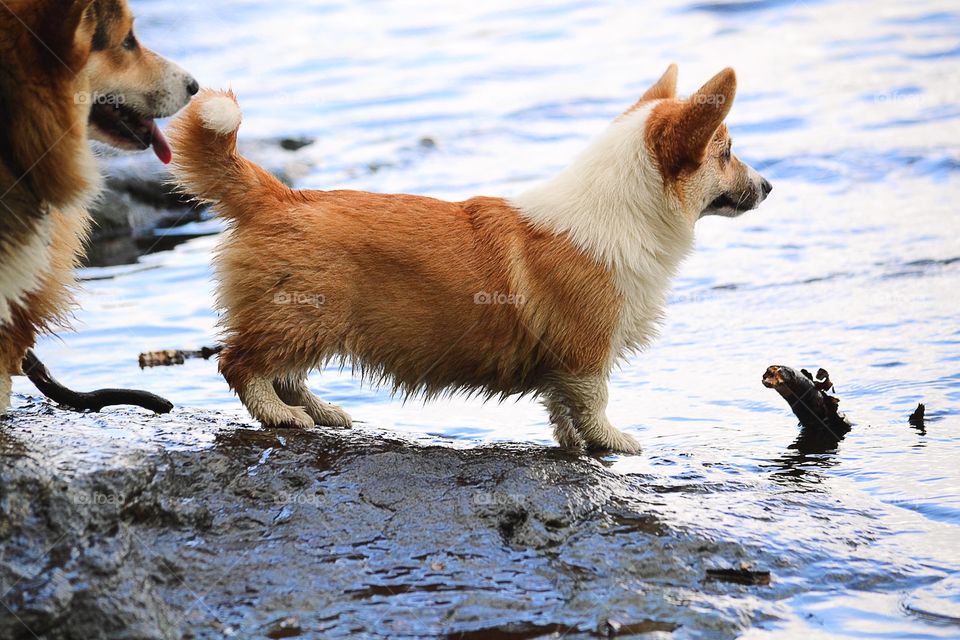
[80,0,198,163]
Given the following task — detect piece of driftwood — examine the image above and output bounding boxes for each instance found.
[22,349,173,414]
[762,365,850,432]
[706,567,771,586]
[139,345,222,369]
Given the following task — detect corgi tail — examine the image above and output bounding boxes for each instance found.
[167,89,288,215]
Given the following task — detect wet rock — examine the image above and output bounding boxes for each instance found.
[0,405,777,639]
[279,137,314,152]
[86,140,315,267]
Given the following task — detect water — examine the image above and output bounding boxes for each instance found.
[11,0,960,636]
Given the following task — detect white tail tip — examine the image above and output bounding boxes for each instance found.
[199,95,241,135]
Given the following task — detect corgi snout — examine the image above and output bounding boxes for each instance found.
[747,167,773,207]
[703,164,772,218]
[752,166,773,202]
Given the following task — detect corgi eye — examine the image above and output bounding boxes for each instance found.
[122,32,138,51]
[721,145,732,163]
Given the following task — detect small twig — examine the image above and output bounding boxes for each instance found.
[22,349,173,414]
[139,345,222,368]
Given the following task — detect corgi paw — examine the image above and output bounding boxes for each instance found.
[311,402,352,428]
[264,405,315,429]
[587,429,641,455]
[553,420,584,450]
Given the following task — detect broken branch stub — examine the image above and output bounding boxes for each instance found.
[762,365,850,432]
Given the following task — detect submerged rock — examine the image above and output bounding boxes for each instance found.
[0,403,775,639]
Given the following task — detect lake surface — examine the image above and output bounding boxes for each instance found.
[12,0,960,636]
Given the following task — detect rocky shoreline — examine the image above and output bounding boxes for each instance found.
[0,403,779,639]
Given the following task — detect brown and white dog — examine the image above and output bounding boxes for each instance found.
[0,0,197,415]
[169,65,771,453]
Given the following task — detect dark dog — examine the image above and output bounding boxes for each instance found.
[0,0,198,414]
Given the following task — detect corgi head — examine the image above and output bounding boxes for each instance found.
[515,65,772,271]
[633,64,772,221]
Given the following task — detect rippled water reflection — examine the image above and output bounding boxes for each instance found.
[12,0,960,636]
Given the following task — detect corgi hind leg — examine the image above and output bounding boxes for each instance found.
[544,394,585,450]
[273,375,352,428]
[219,340,315,428]
[233,375,314,428]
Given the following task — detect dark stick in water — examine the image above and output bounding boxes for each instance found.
[139,345,223,368]
[21,349,173,414]
[909,403,925,428]
[762,365,850,432]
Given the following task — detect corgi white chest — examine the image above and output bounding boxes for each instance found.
[513,106,695,365]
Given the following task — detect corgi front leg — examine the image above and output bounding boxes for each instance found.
[548,374,641,454]
[273,376,352,428]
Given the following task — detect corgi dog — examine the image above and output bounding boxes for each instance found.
[168,65,771,453]
[0,0,197,415]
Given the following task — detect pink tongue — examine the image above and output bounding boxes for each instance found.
[145,119,172,164]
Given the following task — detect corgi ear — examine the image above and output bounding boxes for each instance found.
[641,63,679,102]
[649,67,736,177]
[620,64,679,119]
[676,68,736,164]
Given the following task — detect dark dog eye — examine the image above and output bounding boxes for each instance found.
[721,146,732,163]
[122,32,138,51]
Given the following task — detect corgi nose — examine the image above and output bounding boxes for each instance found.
[186,77,200,96]
[761,177,773,197]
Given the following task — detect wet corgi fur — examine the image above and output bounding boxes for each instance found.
[169,65,772,453]
[0,0,197,415]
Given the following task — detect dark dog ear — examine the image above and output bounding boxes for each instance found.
[29,0,96,71]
